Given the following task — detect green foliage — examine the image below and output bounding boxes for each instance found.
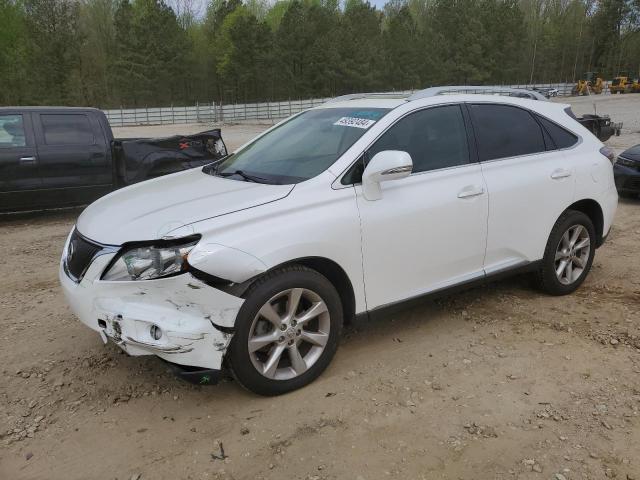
[111,0,190,107]
[1,0,640,107]
[23,0,82,104]
[217,6,272,100]
[0,0,29,104]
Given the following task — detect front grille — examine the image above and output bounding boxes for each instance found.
[629,178,640,191]
[65,229,103,282]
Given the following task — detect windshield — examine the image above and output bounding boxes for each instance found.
[207,107,390,184]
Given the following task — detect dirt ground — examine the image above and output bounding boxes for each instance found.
[1,95,639,480]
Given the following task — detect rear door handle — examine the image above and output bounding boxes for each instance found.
[457,185,485,199]
[550,169,572,179]
[19,156,37,165]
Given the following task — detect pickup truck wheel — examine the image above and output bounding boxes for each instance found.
[227,266,342,396]
[535,210,595,296]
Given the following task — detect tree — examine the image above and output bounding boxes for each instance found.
[382,4,423,89]
[70,0,118,106]
[112,0,189,106]
[339,0,384,93]
[23,0,82,104]
[0,0,29,104]
[217,6,273,101]
[3,0,640,107]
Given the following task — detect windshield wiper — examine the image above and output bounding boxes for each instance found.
[219,170,270,183]
[203,154,234,176]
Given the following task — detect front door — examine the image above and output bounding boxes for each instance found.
[354,104,489,310]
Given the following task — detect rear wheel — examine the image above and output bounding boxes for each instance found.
[535,210,595,295]
[227,266,343,396]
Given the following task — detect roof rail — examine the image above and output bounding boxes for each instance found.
[325,92,412,103]
[408,86,548,101]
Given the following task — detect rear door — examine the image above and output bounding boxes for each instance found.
[468,103,576,274]
[33,111,113,207]
[0,112,42,211]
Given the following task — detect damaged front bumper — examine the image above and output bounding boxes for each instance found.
[59,234,244,377]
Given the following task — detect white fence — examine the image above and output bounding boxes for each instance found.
[104,97,332,127]
[103,83,578,127]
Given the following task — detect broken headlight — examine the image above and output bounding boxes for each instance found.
[101,235,200,281]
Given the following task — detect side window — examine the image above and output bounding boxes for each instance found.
[535,114,579,150]
[469,104,546,161]
[40,114,94,146]
[0,115,26,147]
[367,105,470,174]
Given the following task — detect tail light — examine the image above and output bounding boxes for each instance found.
[599,146,616,165]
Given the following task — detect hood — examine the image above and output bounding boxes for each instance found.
[620,144,640,162]
[76,168,294,245]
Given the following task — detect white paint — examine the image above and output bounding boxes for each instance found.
[361,150,413,201]
[61,93,618,375]
[59,231,243,370]
[76,167,293,245]
[357,163,488,309]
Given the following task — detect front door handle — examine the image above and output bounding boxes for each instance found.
[550,168,572,179]
[457,185,485,199]
[19,156,37,165]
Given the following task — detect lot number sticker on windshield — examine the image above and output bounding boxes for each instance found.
[334,117,376,129]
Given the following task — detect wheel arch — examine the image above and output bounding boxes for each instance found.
[565,199,604,247]
[269,257,357,325]
[192,255,358,326]
[224,257,355,326]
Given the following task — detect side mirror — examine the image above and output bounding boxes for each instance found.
[362,150,413,201]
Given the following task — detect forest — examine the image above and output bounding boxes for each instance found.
[1,0,640,108]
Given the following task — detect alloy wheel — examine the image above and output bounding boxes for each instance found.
[554,224,591,285]
[248,288,330,380]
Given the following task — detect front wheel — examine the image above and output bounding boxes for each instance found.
[227,266,343,396]
[535,210,596,295]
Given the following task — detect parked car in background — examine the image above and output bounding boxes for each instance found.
[0,107,227,212]
[532,86,559,98]
[614,144,640,197]
[60,92,617,395]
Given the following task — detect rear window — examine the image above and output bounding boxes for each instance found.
[41,114,94,145]
[535,115,579,149]
[469,104,546,161]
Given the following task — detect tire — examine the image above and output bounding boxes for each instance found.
[227,265,343,396]
[535,210,596,296]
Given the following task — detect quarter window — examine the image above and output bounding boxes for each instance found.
[367,105,470,174]
[0,115,26,147]
[535,115,579,149]
[41,114,94,145]
[469,104,546,161]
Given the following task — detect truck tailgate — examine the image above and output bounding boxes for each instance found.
[113,129,227,185]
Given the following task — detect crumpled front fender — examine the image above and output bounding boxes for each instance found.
[187,241,268,284]
[60,247,245,370]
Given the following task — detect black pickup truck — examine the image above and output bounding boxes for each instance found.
[0,107,227,213]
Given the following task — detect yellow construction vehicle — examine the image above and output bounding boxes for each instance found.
[632,79,640,93]
[572,72,604,95]
[609,76,634,94]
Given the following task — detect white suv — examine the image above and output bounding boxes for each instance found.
[60,93,618,395]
